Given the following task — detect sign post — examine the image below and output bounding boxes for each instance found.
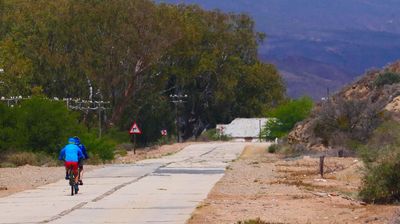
[129,121,142,154]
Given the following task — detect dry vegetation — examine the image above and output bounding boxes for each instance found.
[188,145,400,224]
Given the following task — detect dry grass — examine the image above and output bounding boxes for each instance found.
[6,152,38,166]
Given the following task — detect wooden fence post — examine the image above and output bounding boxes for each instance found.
[319,155,325,178]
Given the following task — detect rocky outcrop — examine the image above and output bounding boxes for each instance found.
[288,61,400,151]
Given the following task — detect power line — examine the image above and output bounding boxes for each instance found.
[169,94,188,143]
[0,96,111,138]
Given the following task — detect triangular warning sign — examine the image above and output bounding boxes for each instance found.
[129,122,142,135]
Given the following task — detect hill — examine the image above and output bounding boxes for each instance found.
[158,0,400,99]
[288,61,400,151]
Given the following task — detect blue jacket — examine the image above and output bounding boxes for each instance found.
[77,143,89,160]
[58,143,84,162]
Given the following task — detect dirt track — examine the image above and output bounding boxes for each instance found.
[188,145,400,224]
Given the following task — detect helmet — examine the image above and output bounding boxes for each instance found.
[68,137,77,144]
[73,136,80,144]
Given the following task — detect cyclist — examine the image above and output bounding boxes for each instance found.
[58,137,84,193]
[73,136,88,185]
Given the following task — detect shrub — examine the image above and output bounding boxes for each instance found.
[0,162,16,168]
[374,72,400,87]
[114,148,128,157]
[268,144,278,153]
[358,122,400,203]
[81,133,115,162]
[314,97,386,148]
[4,151,59,167]
[156,135,174,145]
[15,97,83,154]
[0,97,117,163]
[104,127,130,144]
[6,152,37,166]
[201,129,231,141]
[359,154,400,203]
[0,103,18,151]
[264,97,313,140]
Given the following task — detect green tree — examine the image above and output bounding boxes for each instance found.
[15,97,82,154]
[0,0,286,143]
[264,97,313,139]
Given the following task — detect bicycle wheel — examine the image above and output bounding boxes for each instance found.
[69,167,74,196]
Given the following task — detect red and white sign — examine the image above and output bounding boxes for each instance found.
[129,122,142,135]
[161,129,167,136]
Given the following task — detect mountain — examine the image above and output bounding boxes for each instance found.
[157,0,400,99]
[265,56,352,100]
[288,61,400,151]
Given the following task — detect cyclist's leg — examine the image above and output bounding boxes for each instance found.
[69,162,79,184]
[78,160,84,185]
[64,162,69,180]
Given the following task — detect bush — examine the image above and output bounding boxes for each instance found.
[374,72,400,87]
[156,135,175,145]
[314,97,385,148]
[6,152,37,166]
[4,151,60,167]
[15,97,83,154]
[81,133,115,162]
[358,122,400,203]
[201,129,231,141]
[264,97,313,140]
[0,98,116,163]
[104,127,130,144]
[0,103,18,151]
[268,144,278,153]
[359,155,400,203]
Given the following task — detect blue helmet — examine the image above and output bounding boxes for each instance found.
[68,137,78,144]
[73,136,81,144]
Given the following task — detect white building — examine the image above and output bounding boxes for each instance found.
[216,118,269,142]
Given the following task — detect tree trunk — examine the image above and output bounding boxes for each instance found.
[110,80,135,125]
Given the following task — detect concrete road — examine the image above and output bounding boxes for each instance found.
[0,143,245,224]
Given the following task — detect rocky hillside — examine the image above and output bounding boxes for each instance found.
[288,61,400,152]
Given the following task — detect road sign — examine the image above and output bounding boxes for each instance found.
[129,122,142,135]
[161,129,167,136]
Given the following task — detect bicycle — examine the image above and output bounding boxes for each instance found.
[67,166,78,196]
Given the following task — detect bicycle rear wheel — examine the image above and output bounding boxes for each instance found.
[68,167,74,196]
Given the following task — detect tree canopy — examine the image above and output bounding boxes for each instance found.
[0,0,286,143]
[264,97,313,139]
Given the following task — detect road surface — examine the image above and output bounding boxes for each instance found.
[0,143,245,224]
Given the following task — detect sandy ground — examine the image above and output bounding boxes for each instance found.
[188,145,400,224]
[0,142,190,198]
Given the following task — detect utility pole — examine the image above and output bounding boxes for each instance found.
[169,94,188,143]
[64,98,110,138]
[0,96,24,107]
[0,84,110,139]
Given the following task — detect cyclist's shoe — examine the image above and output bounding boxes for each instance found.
[74,184,79,194]
[78,180,83,185]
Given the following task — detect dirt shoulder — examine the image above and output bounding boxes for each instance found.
[188,144,400,224]
[0,142,191,198]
